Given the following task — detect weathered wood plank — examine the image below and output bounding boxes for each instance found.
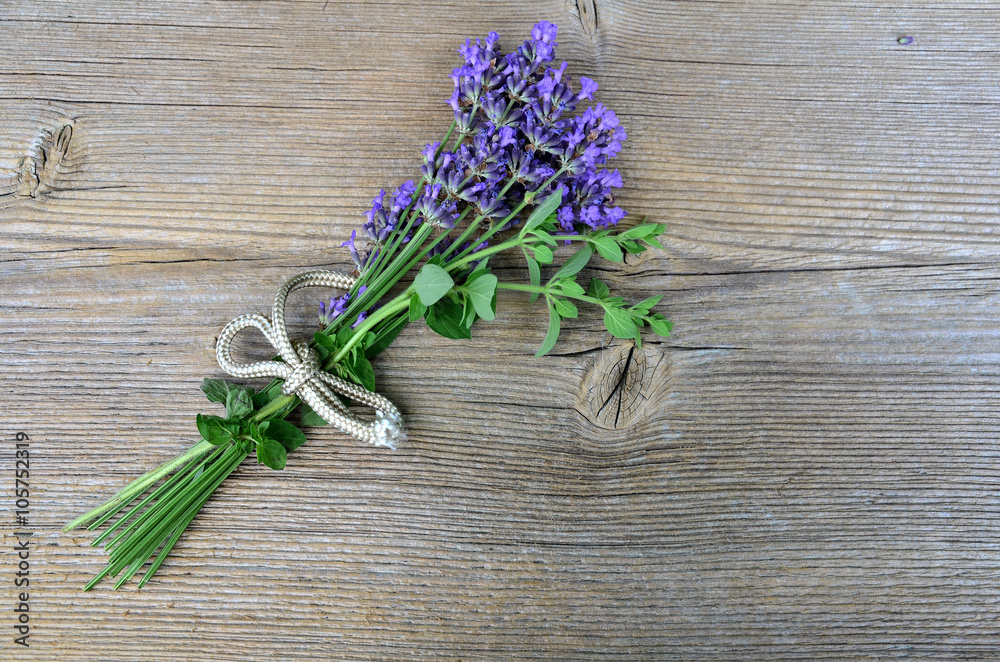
[4,1,1000,660]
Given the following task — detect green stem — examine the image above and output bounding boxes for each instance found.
[253,393,297,423]
[137,443,249,589]
[335,224,433,331]
[332,294,411,363]
[104,443,247,590]
[103,444,228,553]
[497,282,604,307]
[447,236,525,273]
[356,178,428,285]
[63,440,215,532]
[354,119,456,287]
[438,120,457,156]
[448,168,568,267]
[442,215,485,258]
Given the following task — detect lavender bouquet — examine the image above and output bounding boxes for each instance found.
[64,21,671,590]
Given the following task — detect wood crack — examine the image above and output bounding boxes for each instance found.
[595,344,634,427]
[662,261,980,278]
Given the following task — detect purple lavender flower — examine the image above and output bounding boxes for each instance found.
[471,187,510,221]
[362,181,416,244]
[320,293,349,324]
[556,206,575,233]
[578,76,598,101]
[337,20,631,283]
[445,22,630,234]
[341,230,362,268]
[497,125,517,148]
[414,183,459,229]
[557,167,627,231]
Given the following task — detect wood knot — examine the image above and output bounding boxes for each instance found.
[17,123,74,199]
[576,0,598,37]
[578,342,655,430]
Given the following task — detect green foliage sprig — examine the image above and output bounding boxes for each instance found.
[404,193,672,356]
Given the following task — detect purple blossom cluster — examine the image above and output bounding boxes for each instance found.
[343,182,418,270]
[319,285,366,324]
[439,20,628,232]
[340,21,629,273]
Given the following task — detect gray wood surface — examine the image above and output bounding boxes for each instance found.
[3,1,1000,659]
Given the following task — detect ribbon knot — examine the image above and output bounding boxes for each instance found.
[215,270,405,449]
[281,341,320,396]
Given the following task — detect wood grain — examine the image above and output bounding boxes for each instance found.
[4,1,1000,659]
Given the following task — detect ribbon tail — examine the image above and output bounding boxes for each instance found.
[302,376,405,449]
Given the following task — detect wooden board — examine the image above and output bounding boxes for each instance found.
[3,1,1000,659]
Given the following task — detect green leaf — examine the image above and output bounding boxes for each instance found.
[200,379,231,405]
[256,438,287,470]
[533,229,558,247]
[523,248,541,303]
[365,315,407,358]
[535,304,561,357]
[554,298,578,318]
[633,294,663,313]
[643,235,664,250]
[532,243,554,264]
[225,388,254,420]
[299,404,329,426]
[414,263,455,306]
[556,279,585,298]
[248,422,267,444]
[552,244,593,281]
[465,273,498,321]
[251,381,283,410]
[335,325,354,348]
[195,414,232,446]
[464,267,487,284]
[264,419,308,452]
[313,331,338,351]
[604,306,638,340]
[621,224,659,239]
[425,297,472,340]
[312,332,337,363]
[312,343,331,363]
[461,292,477,328]
[408,292,427,322]
[590,236,624,263]
[588,278,610,300]
[471,256,490,273]
[621,239,647,254]
[648,314,673,338]
[522,189,563,235]
[345,353,376,392]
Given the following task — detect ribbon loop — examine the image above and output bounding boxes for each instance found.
[214,270,405,449]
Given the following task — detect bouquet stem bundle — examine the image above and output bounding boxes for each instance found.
[65,20,671,589]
